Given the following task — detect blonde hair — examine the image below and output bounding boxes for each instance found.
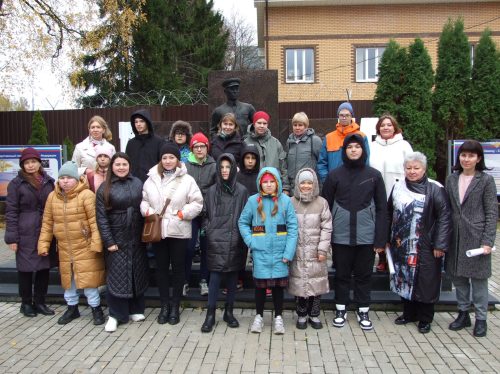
[256,197,278,222]
[291,112,309,128]
[88,115,112,141]
[157,159,181,176]
[218,113,240,133]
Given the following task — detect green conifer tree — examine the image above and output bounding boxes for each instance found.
[63,136,75,162]
[28,111,49,145]
[432,18,471,181]
[465,29,500,140]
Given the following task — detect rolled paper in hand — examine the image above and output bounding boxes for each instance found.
[466,246,496,258]
[385,246,396,275]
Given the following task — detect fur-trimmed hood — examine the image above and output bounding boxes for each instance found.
[169,120,193,145]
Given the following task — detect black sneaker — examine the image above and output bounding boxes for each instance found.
[356,310,373,330]
[333,309,346,328]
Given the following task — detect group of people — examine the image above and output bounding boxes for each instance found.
[5,101,497,338]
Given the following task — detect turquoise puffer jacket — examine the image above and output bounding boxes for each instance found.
[238,167,298,279]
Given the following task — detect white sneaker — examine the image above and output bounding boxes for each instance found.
[333,304,346,328]
[357,307,373,330]
[182,283,189,297]
[105,316,118,332]
[200,280,209,296]
[130,314,145,322]
[251,314,264,333]
[274,315,285,335]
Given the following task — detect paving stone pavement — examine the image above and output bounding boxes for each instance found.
[0,232,499,373]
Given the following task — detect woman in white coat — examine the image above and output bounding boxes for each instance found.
[370,114,413,272]
[140,142,203,325]
[72,115,116,176]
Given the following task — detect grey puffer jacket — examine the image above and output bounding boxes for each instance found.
[286,128,322,190]
[244,125,290,192]
[96,174,149,298]
[288,168,332,297]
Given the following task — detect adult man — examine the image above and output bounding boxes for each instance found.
[317,102,370,183]
[125,109,166,183]
[210,78,256,138]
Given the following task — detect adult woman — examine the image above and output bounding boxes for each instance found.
[370,114,413,272]
[388,152,452,334]
[96,152,149,332]
[210,113,243,164]
[446,140,497,337]
[285,112,322,191]
[141,143,203,325]
[5,148,55,317]
[72,115,116,176]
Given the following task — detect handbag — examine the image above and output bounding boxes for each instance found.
[141,198,171,243]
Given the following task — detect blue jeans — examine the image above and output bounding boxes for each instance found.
[208,271,238,308]
[185,216,208,283]
[64,274,100,307]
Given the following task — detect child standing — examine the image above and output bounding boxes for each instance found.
[237,143,260,196]
[87,145,113,193]
[169,120,193,163]
[238,167,298,334]
[38,161,106,325]
[201,153,249,332]
[288,168,332,329]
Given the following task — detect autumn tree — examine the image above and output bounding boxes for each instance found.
[0,94,29,111]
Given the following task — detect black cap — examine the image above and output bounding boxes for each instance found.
[160,142,181,161]
[222,78,241,88]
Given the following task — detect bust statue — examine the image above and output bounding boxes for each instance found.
[210,78,256,138]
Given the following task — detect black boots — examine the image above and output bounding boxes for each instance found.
[20,303,37,317]
[201,306,216,333]
[157,305,170,325]
[168,302,180,325]
[449,311,471,331]
[91,306,105,325]
[58,305,80,325]
[34,304,55,316]
[473,320,487,337]
[223,303,239,328]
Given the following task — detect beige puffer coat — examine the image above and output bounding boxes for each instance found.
[288,168,332,297]
[38,177,105,289]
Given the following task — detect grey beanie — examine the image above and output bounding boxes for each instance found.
[337,102,354,117]
[298,170,314,184]
[58,161,79,180]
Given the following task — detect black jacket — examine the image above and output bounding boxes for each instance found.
[210,131,242,165]
[205,153,249,272]
[236,143,260,196]
[125,109,166,182]
[321,134,388,248]
[96,174,149,298]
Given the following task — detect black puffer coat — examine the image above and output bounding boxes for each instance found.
[205,153,249,272]
[5,171,55,272]
[210,131,242,165]
[96,174,148,298]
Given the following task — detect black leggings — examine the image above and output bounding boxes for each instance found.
[255,287,284,317]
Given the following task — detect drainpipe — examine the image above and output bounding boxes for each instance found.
[265,0,269,70]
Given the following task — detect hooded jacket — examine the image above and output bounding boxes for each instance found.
[237,143,260,196]
[286,128,322,190]
[238,167,298,279]
[38,177,105,290]
[125,109,166,183]
[244,125,290,192]
[169,120,193,163]
[288,168,332,297]
[321,134,387,248]
[204,153,249,272]
[317,122,370,182]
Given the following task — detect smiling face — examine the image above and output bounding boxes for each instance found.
[22,158,41,174]
[89,121,104,140]
[405,161,426,182]
[221,119,236,135]
[112,157,129,178]
[299,180,313,194]
[161,154,178,171]
[379,118,396,140]
[459,151,481,174]
[345,142,363,160]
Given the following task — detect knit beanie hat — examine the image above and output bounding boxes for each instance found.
[58,161,79,180]
[337,102,354,117]
[94,145,114,160]
[19,147,41,166]
[298,170,314,184]
[190,132,210,151]
[160,142,181,160]
[253,111,270,123]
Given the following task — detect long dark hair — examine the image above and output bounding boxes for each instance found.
[102,152,131,209]
[452,140,490,172]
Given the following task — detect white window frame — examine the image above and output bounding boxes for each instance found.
[355,47,385,82]
[285,48,314,83]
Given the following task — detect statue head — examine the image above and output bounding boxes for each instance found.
[222,78,241,101]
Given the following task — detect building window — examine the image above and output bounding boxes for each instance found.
[286,48,314,83]
[356,47,385,82]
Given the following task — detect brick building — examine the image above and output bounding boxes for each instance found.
[254,0,500,102]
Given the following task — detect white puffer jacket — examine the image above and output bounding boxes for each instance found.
[140,163,203,239]
[370,133,413,197]
[72,137,116,176]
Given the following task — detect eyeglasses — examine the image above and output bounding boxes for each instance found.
[193,145,207,150]
[339,114,352,119]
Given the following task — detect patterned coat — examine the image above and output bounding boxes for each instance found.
[38,177,105,289]
[445,171,498,279]
[288,168,332,297]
